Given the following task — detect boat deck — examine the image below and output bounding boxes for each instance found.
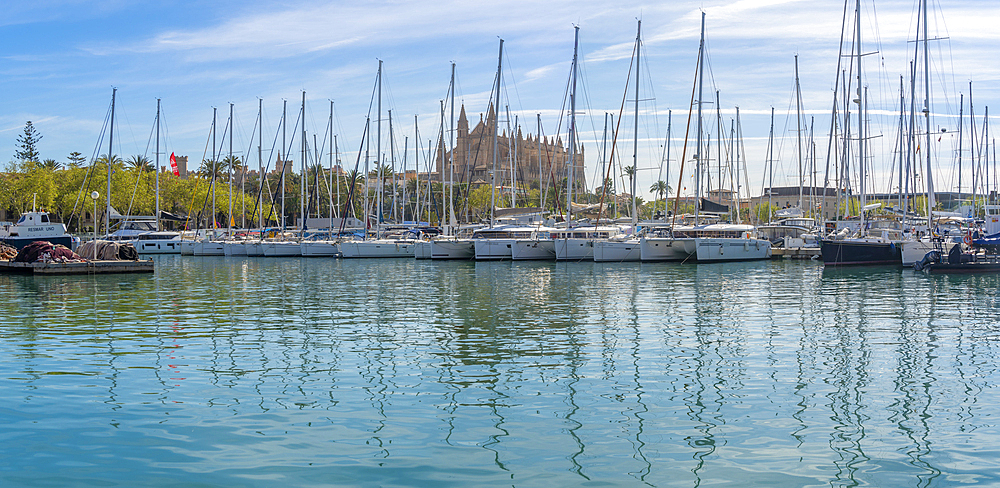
[0,259,154,275]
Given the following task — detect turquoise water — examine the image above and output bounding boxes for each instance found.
[3,256,1000,487]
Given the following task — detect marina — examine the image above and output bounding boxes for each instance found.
[6,0,1000,484]
[4,256,1000,486]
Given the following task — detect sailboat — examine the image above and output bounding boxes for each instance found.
[898,0,962,266]
[301,101,345,257]
[593,21,645,263]
[512,28,585,261]
[192,107,227,256]
[339,62,419,259]
[641,13,770,263]
[821,0,902,266]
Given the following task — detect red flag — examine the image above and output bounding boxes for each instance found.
[170,152,179,176]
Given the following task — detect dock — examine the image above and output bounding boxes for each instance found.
[771,247,822,260]
[0,259,154,275]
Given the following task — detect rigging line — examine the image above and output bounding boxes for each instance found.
[123,110,160,220]
[502,48,526,118]
[68,97,114,229]
[339,119,372,235]
[596,27,638,226]
[251,102,288,228]
[669,20,703,230]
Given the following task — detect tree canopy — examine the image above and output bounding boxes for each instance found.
[15,121,42,163]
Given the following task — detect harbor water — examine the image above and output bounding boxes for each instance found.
[3,256,1000,486]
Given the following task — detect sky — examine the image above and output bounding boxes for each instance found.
[2,0,999,203]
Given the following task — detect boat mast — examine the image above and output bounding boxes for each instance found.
[415,115,422,221]
[390,109,396,222]
[439,101,446,225]
[155,98,161,231]
[537,114,543,211]
[449,62,457,232]
[211,107,217,238]
[695,13,705,226]
[897,76,906,213]
[106,88,115,237]
[663,109,672,222]
[257,98,262,229]
[568,25,580,226]
[631,22,639,229]
[377,61,383,231]
[281,100,287,231]
[490,39,503,228]
[957,94,964,206]
[327,100,340,234]
[795,54,804,211]
[854,0,866,235]
[228,102,234,237]
[921,0,935,221]
[767,107,775,213]
[301,91,307,237]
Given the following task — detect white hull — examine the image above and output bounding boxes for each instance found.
[300,241,340,257]
[474,239,514,260]
[431,239,475,260]
[134,240,182,254]
[193,241,226,256]
[554,238,595,261]
[694,238,771,262]
[511,239,555,260]
[593,239,641,262]
[262,241,302,257]
[223,241,248,256]
[245,242,264,256]
[640,237,694,261]
[180,240,196,255]
[901,239,958,266]
[414,241,432,259]
[340,240,417,258]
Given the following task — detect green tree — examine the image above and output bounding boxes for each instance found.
[39,159,61,171]
[126,154,153,172]
[15,121,41,163]
[623,165,636,194]
[223,155,243,175]
[199,158,227,180]
[649,180,670,201]
[67,151,86,168]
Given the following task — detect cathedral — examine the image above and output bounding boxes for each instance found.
[436,104,585,191]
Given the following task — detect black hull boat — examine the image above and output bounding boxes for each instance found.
[914,247,1000,274]
[821,239,901,266]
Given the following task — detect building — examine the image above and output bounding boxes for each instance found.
[436,104,584,191]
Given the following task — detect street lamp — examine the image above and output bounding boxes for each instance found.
[91,191,99,260]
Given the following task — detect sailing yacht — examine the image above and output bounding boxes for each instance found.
[510,225,559,260]
[553,225,625,261]
[591,22,644,263]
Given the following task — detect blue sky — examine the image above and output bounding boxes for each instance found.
[2,0,998,201]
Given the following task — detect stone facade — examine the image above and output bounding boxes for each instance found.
[437,104,584,190]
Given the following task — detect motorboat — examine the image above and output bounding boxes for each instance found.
[0,211,76,250]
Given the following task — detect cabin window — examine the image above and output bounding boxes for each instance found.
[41,214,49,223]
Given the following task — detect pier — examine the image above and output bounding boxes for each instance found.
[0,259,154,275]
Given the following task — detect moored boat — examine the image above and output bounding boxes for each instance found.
[0,211,75,250]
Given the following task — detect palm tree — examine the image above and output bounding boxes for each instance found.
[96,154,122,171]
[223,155,243,174]
[126,154,153,172]
[39,159,62,171]
[649,180,670,202]
[199,158,227,180]
[623,165,636,194]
